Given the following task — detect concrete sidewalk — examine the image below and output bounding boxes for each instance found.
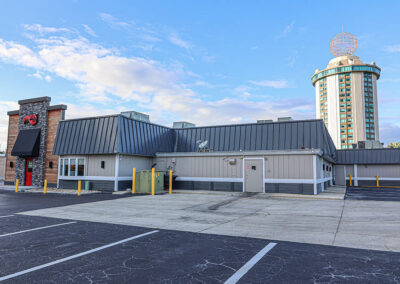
[19,191,400,252]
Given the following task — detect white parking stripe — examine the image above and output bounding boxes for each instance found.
[0,215,14,218]
[0,230,159,282]
[0,221,77,238]
[224,242,277,284]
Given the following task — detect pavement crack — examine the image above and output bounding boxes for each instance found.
[332,199,345,245]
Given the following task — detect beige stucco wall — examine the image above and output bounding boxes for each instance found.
[357,164,400,178]
[154,154,317,180]
[61,155,115,177]
[315,83,321,119]
[266,155,314,179]
[352,72,365,143]
[118,155,152,176]
[335,164,400,185]
[326,74,340,148]
[155,156,243,178]
[372,74,380,140]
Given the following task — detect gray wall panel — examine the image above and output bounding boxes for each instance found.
[60,179,114,192]
[119,155,153,176]
[265,183,314,195]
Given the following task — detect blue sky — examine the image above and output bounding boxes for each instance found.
[1,0,400,149]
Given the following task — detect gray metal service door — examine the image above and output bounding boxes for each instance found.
[244,159,264,192]
[334,165,346,186]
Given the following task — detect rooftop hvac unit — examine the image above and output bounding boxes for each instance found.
[277,117,293,122]
[173,121,196,128]
[357,140,383,149]
[121,111,150,122]
[257,119,273,123]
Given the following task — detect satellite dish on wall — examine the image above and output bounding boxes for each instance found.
[199,141,208,149]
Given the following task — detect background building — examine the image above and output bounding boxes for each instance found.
[312,32,381,149]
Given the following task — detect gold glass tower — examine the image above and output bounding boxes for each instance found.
[312,32,381,149]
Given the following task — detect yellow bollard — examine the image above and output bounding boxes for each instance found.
[132,168,136,194]
[15,179,19,193]
[169,170,173,194]
[151,168,155,196]
[376,175,379,188]
[349,174,352,187]
[78,180,81,196]
[44,179,47,194]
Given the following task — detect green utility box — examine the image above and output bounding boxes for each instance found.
[85,181,90,191]
[134,170,165,194]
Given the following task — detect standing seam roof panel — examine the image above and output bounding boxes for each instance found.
[336,149,400,164]
[54,117,336,159]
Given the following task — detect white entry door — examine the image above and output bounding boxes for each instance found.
[244,159,264,192]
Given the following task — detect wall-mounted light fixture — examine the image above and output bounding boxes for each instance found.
[49,161,53,169]
[101,161,105,169]
[10,161,13,168]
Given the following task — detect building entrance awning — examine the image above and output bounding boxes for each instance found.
[11,128,41,157]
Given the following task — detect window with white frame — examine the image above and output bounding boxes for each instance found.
[59,158,85,177]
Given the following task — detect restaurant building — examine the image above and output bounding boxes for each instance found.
[52,114,336,194]
[5,97,66,187]
[5,97,400,194]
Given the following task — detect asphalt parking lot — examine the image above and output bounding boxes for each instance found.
[0,190,130,216]
[1,191,400,283]
[346,186,400,201]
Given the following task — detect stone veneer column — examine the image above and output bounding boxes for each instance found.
[15,97,50,187]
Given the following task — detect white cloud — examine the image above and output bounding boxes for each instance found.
[379,122,400,145]
[276,21,295,39]
[29,71,51,82]
[383,44,400,53]
[168,33,191,49]
[0,39,44,68]
[99,13,130,28]
[82,24,97,37]
[234,85,252,98]
[0,25,313,147]
[30,71,43,80]
[0,101,19,150]
[23,24,70,34]
[249,79,290,89]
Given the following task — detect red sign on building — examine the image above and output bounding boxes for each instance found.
[23,114,38,125]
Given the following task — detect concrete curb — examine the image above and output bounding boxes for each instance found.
[172,190,344,200]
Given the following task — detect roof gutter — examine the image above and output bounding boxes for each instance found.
[155,149,324,158]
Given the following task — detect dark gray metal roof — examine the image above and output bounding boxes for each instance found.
[53,115,174,156]
[117,115,174,155]
[53,116,336,159]
[53,115,119,155]
[336,149,400,164]
[174,119,336,160]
